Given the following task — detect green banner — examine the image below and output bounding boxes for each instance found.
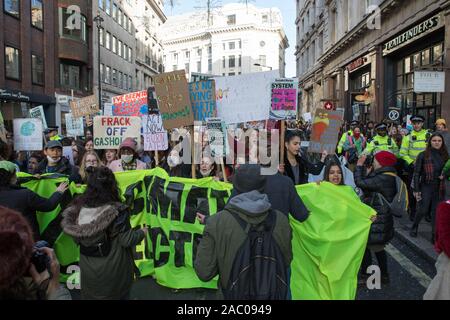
[290,182,374,300]
[17,171,374,299]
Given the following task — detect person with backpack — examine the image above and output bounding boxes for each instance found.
[61,166,148,300]
[355,151,400,285]
[409,133,449,240]
[194,164,292,300]
[342,125,367,172]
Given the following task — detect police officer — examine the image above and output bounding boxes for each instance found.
[363,123,398,156]
[44,126,62,141]
[337,120,362,155]
[400,115,431,220]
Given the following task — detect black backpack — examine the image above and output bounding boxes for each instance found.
[223,210,288,300]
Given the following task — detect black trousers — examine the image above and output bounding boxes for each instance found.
[413,183,440,234]
[361,248,388,276]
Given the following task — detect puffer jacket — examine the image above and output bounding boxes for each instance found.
[61,202,145,300]
[194,190,292,294]
[354,165,397,245]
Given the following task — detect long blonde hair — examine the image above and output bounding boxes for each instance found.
[79,151,104,182]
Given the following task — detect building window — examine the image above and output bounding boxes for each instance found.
[173,52,178,63]
[60,63,80,90]
[229,56,235,68]
[262,14,268,23]
[112,36,117,53]
[129,47,132,62]
[118,9,123,26]
[229,72,235,76]
[129,75,132,90]
[128,18,132,33]
[112,69,117,86]
[60,8,87,42]
[185,63,190,74]
[197,48,202,57]
[100,63,104,82]
[118,71,122,89]
[113,3,117,20]
[31,54,44,85]
[197,61,201,72]
[118,40,122,57]
[229,42,235,50]
[99,0,103,10]
[4,0,20,18]
[259,55,266,66]
[208,58,212,72]
[106,32,111,49]
[105,0,111,14]
[208,46,212,55]
[124,14,128,30]
[31,0,43,29]
[239,40,242,49]
[173,65,177,71]
[185,50,190,59]
[222,56,225,68]
[227,14,236,25]
[99,28,104,46]
[238,55,242,67]
[5,46,20,80]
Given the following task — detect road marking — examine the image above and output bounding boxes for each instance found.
[385,243,432,288]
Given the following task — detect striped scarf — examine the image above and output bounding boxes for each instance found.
[424,155,445,199]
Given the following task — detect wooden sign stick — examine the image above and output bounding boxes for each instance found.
[190,127,196,178]
[220,157,228,182]
[280,120,286,165]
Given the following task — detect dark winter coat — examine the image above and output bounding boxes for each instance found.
[354,165,398,245]
[283,152,324,185]
[61,202,145,300]
[36,157,81,183]
[0,185,63,239]
[412,150,446,192]
[194,191,292,294]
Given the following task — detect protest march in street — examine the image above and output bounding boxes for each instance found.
[1,67,449,301]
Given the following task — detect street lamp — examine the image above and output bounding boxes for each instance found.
[254,63,272,70]
[94,13,104,113]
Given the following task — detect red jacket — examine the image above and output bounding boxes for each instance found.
[435,200,450,257]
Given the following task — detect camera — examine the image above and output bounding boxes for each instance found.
[364,155,374,167]
[31,240,51,274]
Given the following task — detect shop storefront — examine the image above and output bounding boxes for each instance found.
[383,13,445,129]
[0,89,55,133]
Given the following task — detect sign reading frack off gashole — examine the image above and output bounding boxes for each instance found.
[383,14,443,56]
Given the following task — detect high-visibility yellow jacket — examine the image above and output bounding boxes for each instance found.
[50,135,63,141]
[337,130,352,154]
[363,135,398,156]
[400,129,431,165]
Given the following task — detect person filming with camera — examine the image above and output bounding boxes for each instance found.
[0,206,71,300]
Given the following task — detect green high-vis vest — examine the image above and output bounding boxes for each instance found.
[400,129,430,165]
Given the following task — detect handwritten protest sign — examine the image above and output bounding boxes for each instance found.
[65,113,84,137]
[112,90,148,117]
[93,116,141,149]
[206,118,228,157]
[13,118,43,151]
[190,72,215,82]
[189,80,217,122]
[309,109,344,154]
[270,79,298,120]
[0,110,6,142]
[153,70,194,129]
[142,114,168,151]
[29,105,48,129]
[70,95,99,118]
[214,70,278,124]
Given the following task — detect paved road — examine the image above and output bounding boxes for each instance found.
[68,236,437,300]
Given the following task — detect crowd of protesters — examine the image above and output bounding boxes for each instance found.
[0,113,449,300]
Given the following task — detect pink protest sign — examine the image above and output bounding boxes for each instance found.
[112,90,148,117]
[270,79,299,120]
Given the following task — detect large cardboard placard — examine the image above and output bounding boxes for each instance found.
[70,95,99,118]
[13,118,43,151]
[270,78,298,120]
[112,90,148,117]
[308,109,344,154]
[206,118,228,157]
[153,70,194,129]
[189,80,217,122]
[93,116,141,149]
[213,70,278,124]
